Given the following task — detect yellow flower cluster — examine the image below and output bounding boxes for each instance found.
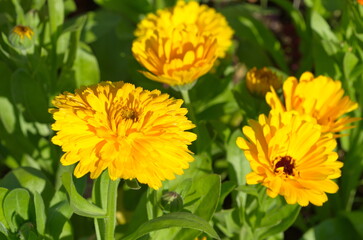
[237,71,359,206]
[132,0,233,87]
[50,81,197,189]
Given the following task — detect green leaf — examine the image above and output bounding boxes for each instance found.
[343,211,363,238]
[258,203,301,239]
[92,170,111,239]
[236,185,259,198]
[213,209,242,238]
[125,179,141,190]
[301,216,361,240]
[123,212,220,240]
[0,97,15,134]
[73,44,100,87]
[62,15,87,34]
[57,44,100,91]
[0,227,8,239]
[3,188,31,232]
[343,52,359,80]
[83,10,121,43]
[47,0,64,38]
[310,10,339,42]
[46,191,73,239]
[11,69,51,123]
[93,0,151,23]
[0,188,9,229]
[150,174,221,239]
[312,37,340,78]
[217,181,237,211]
[222,5,288,72]
[33,192,46,235]
[61,173,106,218]
[226,129,251,185]
[0,167,54,206]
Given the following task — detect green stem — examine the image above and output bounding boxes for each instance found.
[180,89,197,124]
[180,89,203,152]
[103,178,120,240]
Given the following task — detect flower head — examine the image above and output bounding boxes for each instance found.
[50,81,197,189]
[266,72,360,135]
[135,0,233,58]
[236,111,343,206]
[358,0,363,5]
[132,27,218,86]
[246,67,282,97]
[9,25,34,49]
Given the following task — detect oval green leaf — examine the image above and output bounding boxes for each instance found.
[3,188,31,232]
[61,173,106,218]
[123,212,220,240]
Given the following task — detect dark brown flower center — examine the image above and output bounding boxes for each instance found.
[274,156,295,176]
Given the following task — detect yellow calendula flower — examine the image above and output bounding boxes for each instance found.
[246,67,282,97]
[132,27,218,86]
[236,111,343,206]
[50,81,197,189]
[266,72,360,135]
[9,25,35,49]
[134,0,233,58]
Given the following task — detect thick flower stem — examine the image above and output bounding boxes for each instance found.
[180,89,202,151]
[180,89,197,125]
[103,178,120,240]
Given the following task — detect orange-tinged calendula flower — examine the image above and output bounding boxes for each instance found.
[132,27,218,86]
[358,0,363,5]
[236,111,343,206]
[135,0,233,58]
[50,81,197,189]
[266,72,360,135]
[246,67,282,97]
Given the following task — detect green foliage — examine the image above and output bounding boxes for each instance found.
[0,0,362,239]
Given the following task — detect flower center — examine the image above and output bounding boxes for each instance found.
[121,107,139,122]
[12,25,34,39]
[274,156,295,176]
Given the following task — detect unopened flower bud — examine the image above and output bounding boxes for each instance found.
[161,191,183,212]
[9,25,35,50]
[246,67,282,98]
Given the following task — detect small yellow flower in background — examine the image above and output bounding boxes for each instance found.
[236,111,343,206]
[134,0,233,58]
[50,81,197,189]
[246,67,282,97]
[132,0,233,87]
[132,28,218,87]
[12,25,34,39]
[9,25,35,50]
[266,72,360,135]
[358,0,363,6]
[194,236,207,240]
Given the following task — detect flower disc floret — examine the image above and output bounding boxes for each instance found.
[236,111,343,206]
[266,72,360,135]
[50,81,197,189]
